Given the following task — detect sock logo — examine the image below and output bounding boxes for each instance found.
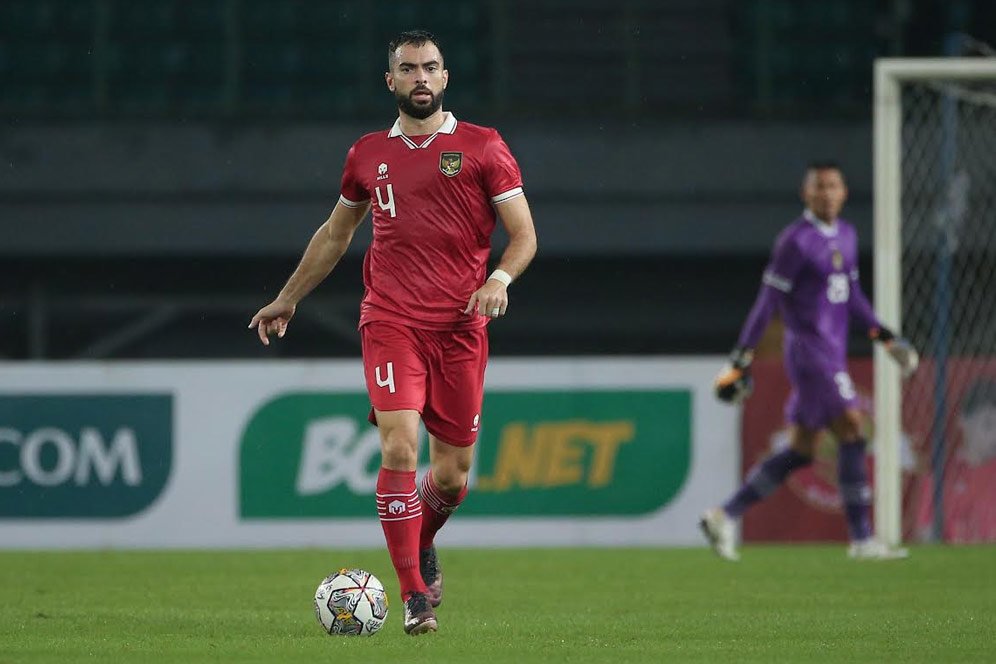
[388,499,406,515]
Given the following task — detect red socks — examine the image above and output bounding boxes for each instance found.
[419,470,468,551]
[376,468,426,599]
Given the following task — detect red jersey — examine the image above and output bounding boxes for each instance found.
[338,112,524,330]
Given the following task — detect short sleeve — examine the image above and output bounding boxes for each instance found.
[482,130,524,204]
[762,232,805,293]
[338,144,369,208]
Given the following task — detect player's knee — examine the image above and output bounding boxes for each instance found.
[432,464,469,494]
[379,429,419,470]
[834,411,864,443]
[789,427,818,458]
[431,449,472,492]
[790,440,815,458]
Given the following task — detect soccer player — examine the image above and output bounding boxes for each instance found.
[248,30,537,634]
[701,161,918,561]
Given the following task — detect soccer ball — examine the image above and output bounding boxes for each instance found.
[313,568,389,636]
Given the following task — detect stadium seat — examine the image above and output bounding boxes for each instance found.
[241,0,299,36]
[110,0,177,36]
[177,1,227,36]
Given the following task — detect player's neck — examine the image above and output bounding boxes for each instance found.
[398,109,447,137]
[804,208,836,226]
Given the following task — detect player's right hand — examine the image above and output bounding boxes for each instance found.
[248,299,296,346]
[715,347,754,404]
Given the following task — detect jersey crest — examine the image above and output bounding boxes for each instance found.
[439,151,463,177]
[832,249,843,270]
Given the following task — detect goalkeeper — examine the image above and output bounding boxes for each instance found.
[700,161,918,561]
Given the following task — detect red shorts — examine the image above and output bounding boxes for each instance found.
[360,321,488,446]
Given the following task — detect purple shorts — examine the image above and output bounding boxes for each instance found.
[784,361,859,431]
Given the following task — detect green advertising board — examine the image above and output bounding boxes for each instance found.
[0,394,173,518]
[240,390,690,518]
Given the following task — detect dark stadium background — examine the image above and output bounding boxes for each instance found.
[3,0,994,361]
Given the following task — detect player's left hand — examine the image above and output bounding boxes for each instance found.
[463,279,508,319]
[886,338,919,378]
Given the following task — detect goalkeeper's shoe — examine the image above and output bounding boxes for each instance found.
[699,508,740,561]
[715,347,754,404]
[847,539,909,561]
[402,592,438,635]
[419,546,444,608]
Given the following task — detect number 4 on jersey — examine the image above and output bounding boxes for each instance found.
[375,185,396,218]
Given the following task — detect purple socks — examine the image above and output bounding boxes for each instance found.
[723,448,811,518]
[837,439,872,541]
[721,439,872,542]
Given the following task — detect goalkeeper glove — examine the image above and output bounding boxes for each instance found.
[715,347,754,404]
[871,327,919,378]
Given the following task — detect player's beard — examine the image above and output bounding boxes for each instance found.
[396,86,443,120]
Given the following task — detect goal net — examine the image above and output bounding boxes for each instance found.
[874,58,996,545]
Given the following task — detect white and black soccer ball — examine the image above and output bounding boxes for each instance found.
[314,568,389,636]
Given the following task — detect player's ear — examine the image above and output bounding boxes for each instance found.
[442,69,449,90]
[385,71,395,92]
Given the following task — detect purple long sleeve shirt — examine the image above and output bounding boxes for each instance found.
[737,211,881,367]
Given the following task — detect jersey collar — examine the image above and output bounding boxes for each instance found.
[803,209,839,237]
[388,112,458,150]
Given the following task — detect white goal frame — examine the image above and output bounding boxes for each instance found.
[873,58,996,546]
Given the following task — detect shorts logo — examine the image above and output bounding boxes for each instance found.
[439,152,463,177]
[388,500,406,515]
[471,413,480,433]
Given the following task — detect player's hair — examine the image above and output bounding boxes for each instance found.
[805,160,845,175]
[387,30,443,68]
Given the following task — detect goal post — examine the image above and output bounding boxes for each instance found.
[873,58,996,546]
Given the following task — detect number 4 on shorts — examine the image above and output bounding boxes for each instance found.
[376,362,396,394]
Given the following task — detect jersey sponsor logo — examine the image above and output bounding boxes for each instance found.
[376,163,389,181]
[439,151,463,177]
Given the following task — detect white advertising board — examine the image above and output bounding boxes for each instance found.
[0,358,737,548]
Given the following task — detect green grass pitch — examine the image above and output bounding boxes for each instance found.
[1,546,993,663]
